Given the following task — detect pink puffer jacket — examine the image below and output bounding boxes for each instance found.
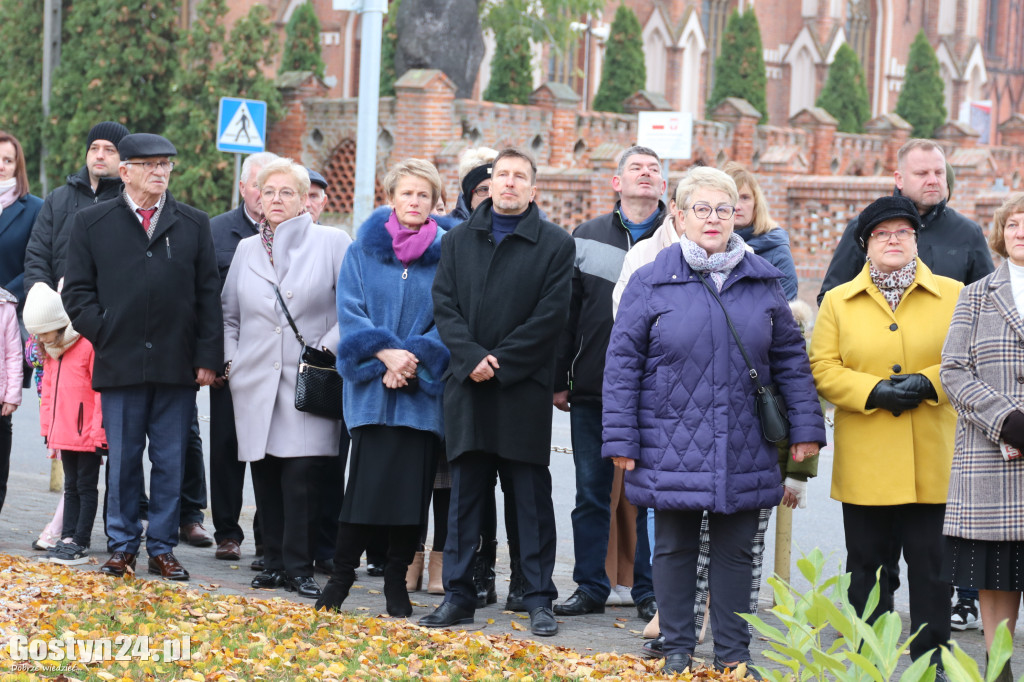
[39,336,105,452]
[0,300,21,405]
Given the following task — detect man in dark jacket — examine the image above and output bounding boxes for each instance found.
[63,133,223,582]
[24,121,129,290]
[817,138,993,306]
[422,148,574,637]
[207,151,278,564]
[552,145,663,621]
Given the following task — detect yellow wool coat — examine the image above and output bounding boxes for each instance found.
[809,259,962,505]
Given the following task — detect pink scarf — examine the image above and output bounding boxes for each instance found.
[385,210,437,267]
[0,178,19,218]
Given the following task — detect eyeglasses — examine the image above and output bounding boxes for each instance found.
[689,203,735,220]
[261,188,298,201]
[869,228,915,243]
[124,161,174,172]
[472,185,491,197]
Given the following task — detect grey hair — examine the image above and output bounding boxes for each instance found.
[616,145,661,177]
[257,158,311,196]
[241,151,280,184]
[674,166,738,208]
[458,147,499,184]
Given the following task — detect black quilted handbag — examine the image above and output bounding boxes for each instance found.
[274,286,343,420]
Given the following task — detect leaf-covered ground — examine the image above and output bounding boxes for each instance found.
[0,554,756,680]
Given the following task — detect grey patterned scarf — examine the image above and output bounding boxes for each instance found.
[679,233,747,290]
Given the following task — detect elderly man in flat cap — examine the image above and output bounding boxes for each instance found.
[62,133,223,581]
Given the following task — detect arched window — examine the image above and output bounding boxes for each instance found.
[701,0,731,96]
[938,0,955,34]
[789,47,816,116]
[939,62,954,117]
[645,29,667,94]
[845,0,870,73]
[681,31,703,115]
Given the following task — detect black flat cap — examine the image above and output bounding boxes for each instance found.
[118,133,177,160]
[308,168,328,189]
[855,195,921,249]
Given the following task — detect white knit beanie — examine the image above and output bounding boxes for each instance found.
[23,282,70,334]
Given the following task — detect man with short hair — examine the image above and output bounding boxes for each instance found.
[306,169,329,223]
[208,151,278,563]
[422,148,574,637]
[553,146,663,622]
[63,133,223,581]
[817,138,992,304]
[25,121,130,289]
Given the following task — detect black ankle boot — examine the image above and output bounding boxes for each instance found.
[384,564,413,617]
[315,575,353,612]
[473,540,498,608]
[505,556,527,612]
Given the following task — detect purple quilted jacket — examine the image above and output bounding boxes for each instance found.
[602,244,826,514]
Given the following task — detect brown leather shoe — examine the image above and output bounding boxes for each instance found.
[215,539,242,561]
[100,551,137,577]
[180,522,214,547]
[148,552,190,580]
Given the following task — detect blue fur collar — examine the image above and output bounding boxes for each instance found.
[358,206,451,265]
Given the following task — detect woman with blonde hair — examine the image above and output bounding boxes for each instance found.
[721,161,798,300]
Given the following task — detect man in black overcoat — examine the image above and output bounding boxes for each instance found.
[422,148,574,637]
[62,133,223,581]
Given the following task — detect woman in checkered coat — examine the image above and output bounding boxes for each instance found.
[941,192,1024,680]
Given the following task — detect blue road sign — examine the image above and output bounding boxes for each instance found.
[217,97,267,154]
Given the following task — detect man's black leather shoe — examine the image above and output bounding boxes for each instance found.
[642,634,665,658]
[251,570,286,589]
[529,606,558,636]
[663,653,694,674]
[553,588,604,616]
[284,575,322,599]
[637,595,658,621]
[418,601,474,628]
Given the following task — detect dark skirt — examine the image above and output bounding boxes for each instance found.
[945,536,1024,591]
[339,424,438,526]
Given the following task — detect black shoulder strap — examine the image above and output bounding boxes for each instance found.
[273,285,305,346]
[693,270,762,389]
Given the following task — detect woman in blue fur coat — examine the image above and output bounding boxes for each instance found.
[317,159,452,618]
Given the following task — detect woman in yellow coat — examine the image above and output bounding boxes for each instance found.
[809,195,962,671]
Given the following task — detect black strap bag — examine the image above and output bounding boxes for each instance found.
[694,271,790,444]
[274,286,343,420]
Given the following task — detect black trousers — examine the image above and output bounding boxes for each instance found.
[209,384,261,544]
[0,415,11,515]
[655,508,760,662]
[251,455,326,578]
[61,450,102,547]
[842,502,951,664]
[334,521,420,579]
[443,452,556,611]
[314,427,350,561]
[479,468,521,557]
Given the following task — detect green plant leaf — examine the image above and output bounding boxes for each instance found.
[845,650,886,682]
[986,621,1014,682]
[899,657,940,682]
[941,644,983,682]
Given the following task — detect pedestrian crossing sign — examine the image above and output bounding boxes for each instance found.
[217,97,267,154]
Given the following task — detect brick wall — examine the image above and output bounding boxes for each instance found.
[267,71,1024,307]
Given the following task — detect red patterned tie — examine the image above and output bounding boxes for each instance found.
[137,207,156,232]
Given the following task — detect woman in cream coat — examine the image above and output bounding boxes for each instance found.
[222,158,351,599]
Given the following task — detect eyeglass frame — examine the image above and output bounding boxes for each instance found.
[868,228,916,243]
[260,187,299,202]
[472,184,491,197]
[123,160,175,172]
[688,202,736,220]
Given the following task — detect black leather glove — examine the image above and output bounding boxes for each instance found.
[866,379,922,416]
[1000,410,1024,452]
[889,373,938,402]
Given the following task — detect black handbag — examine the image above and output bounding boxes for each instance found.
[274,286,343,420]
[694,271,790,444]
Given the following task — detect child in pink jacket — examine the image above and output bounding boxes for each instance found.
[24,283,105,565]
[0,286,21,517]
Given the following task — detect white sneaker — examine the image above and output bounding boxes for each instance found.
[614,584,634,606]
[605,588,622,606]
[950,598,980,631]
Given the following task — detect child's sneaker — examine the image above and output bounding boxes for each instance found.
[50,541,89,566]
[950,598,981,631]
[32,534,59,551]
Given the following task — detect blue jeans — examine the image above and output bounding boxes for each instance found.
[102,385,194,556]
[569,402,653,603]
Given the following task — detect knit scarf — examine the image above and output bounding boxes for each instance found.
[40,324,81,360]
[0,177,18,218]
[679,232,747,291]
[384,210,438,267]
[869,258,917,311]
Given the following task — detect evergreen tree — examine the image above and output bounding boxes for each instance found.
[0,0,43,194]
[705,9,768,121]
[896,30,947,138]
[282,1,325,80]
[45,0,179,188]
[816,43,870,133]
[164,2,283,215]
[380,0,401,96]
[483,27,534,104]
[591,4,646,113]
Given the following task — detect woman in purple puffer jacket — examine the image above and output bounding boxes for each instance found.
[602,167,826,678]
